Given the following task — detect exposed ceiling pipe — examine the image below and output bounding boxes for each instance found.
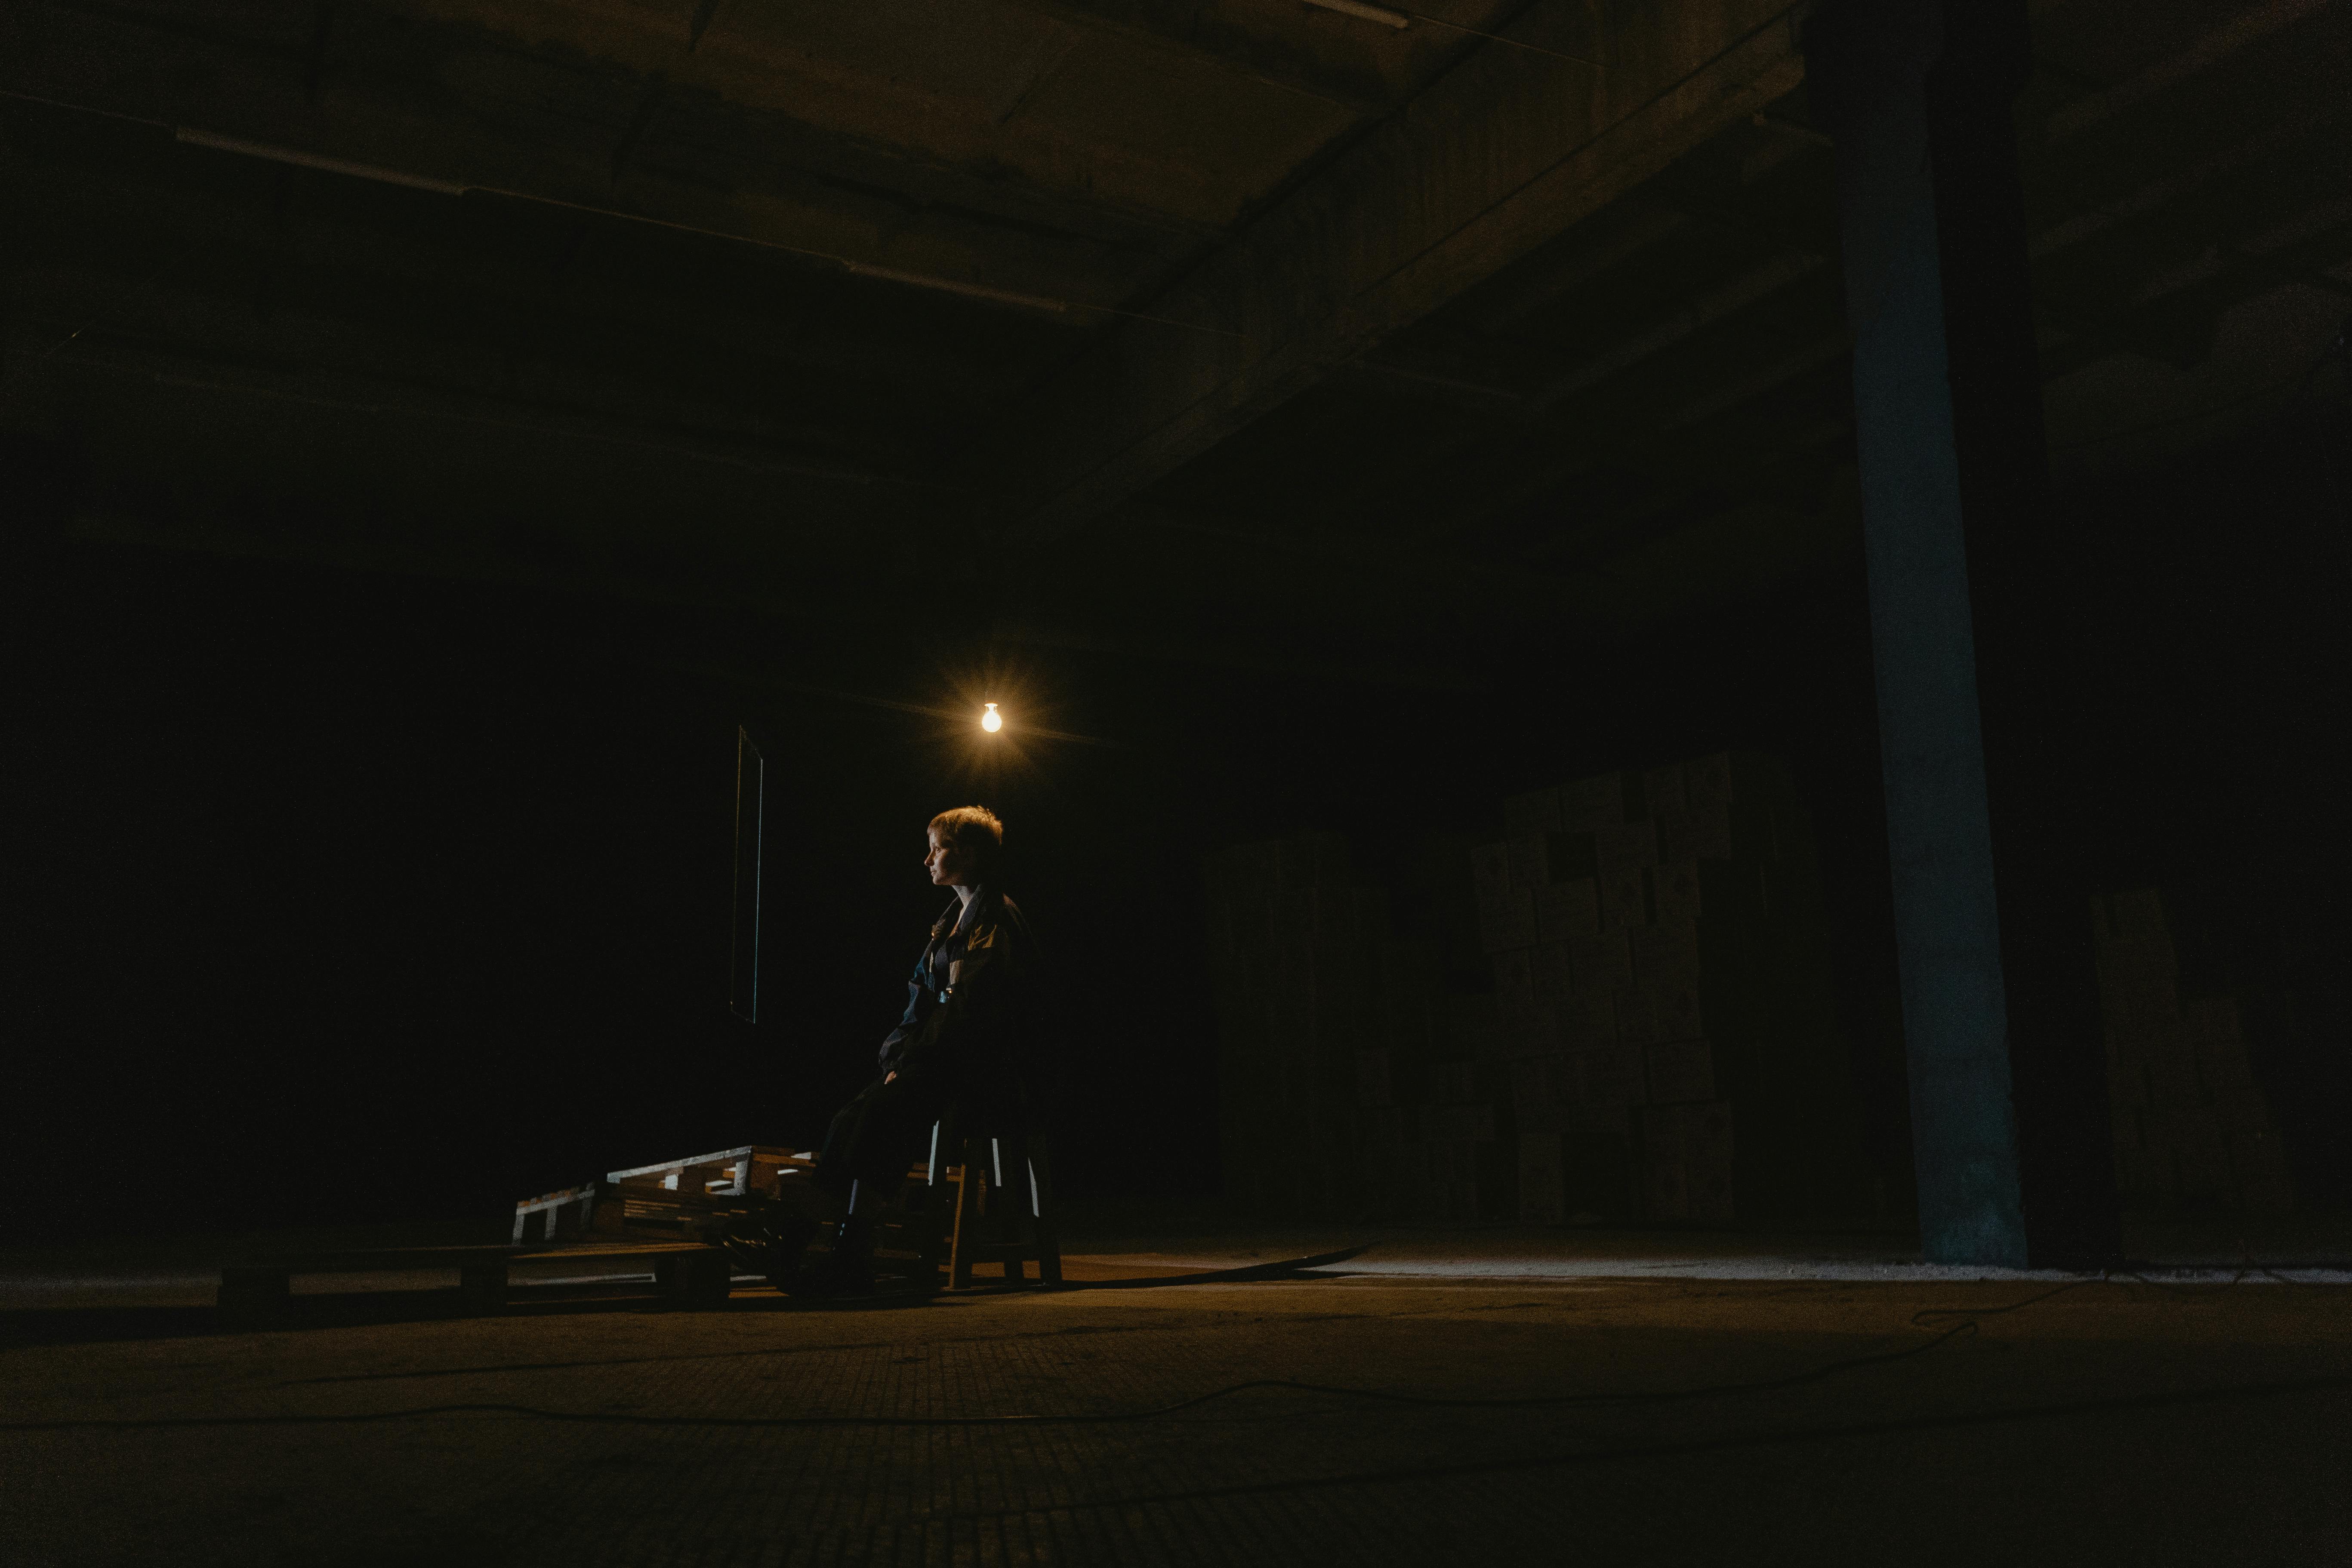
[1302,0,1410,28]
[1300,0,1602,68]
[173,127,471,196]
[838,261,1070,315]
[0,88,1245,338]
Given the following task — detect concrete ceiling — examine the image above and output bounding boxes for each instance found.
[4,0,2348,684]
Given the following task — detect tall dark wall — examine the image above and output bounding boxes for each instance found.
[2059,407,2352,1205]
[7,389,2346,1241]
[1460,547,1920,1221]
[0,506,1236,1238]
[3,460,1906,1238]
[0,458,1526,1241]
[1457,400,2352,1222]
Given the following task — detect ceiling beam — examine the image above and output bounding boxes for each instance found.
[364,0,1319,232]
[980,0,1391,117]
[0,174,1064,452]
[1228,240,1840,548]
[1460,206,1694,335]
[5,0,1222,287]
[12,335,911,489]
[2039,0,2348,146]
[1005,503,1609,682]
[958,1,1809,545]
[2028,102,2352,265]
[1435,375,1856,561]
[1521,248,1828,415]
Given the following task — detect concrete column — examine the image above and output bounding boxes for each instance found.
[1810,0,2118,1266]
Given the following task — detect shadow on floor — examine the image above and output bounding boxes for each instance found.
[0,1248,1375,1347]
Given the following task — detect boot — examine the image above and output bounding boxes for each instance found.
[758,1213,822,1296]
[811,1212,877,1297]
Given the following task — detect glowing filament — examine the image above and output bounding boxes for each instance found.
[981,703,1002,733]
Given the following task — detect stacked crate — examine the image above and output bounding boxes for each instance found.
[1482,753,1863,1226]
[1417,1001,1508,1221]
[1205,833,1450,1219]
[1204,755,1862,1226]
[2093,890,2294,1212]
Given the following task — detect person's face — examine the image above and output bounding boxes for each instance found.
[925,831,978,887]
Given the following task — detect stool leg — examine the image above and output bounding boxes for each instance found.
[1028,1140,1063,1285]
[920,1118,954,1292]
[949,1139,985,1290]
[999,1132,1035,1285]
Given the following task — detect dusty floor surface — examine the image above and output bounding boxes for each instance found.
[3,1229,2348,1566]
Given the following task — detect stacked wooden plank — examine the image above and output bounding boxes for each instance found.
[1418,1022,1503,1222]
[1484,753,1865,1227]
[1205,833,1455,1220]
[511,1181,600,1245]
[2094,890,2294,1212]
[1203,753,1866,1226]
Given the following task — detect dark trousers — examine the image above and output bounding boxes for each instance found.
[815,1072,952,1204]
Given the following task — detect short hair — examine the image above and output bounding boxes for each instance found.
[928,805,1003,874]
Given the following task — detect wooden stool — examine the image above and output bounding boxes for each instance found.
[914,1118,1062,1291]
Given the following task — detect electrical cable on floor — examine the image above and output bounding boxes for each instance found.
[0,1337,1976,1433]
[1908,1276,2099,1325]
[13,1263,2330,1435]
[2098,1268,2256,1298]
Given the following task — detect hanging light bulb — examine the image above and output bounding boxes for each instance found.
[980,702,1003,733]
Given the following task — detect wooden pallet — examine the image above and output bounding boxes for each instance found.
[216,1241,735,1329]
[586,1145,814,1244]
[502,1133,1061,1301]
[512,1181,599,1244]
[512,1146,818,1245]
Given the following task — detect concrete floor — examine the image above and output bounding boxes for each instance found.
[4,1225,2349,1566]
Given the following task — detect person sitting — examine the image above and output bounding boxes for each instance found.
[768,804,1036,1294]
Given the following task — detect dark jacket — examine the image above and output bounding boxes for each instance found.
[878,885,1034,1099]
